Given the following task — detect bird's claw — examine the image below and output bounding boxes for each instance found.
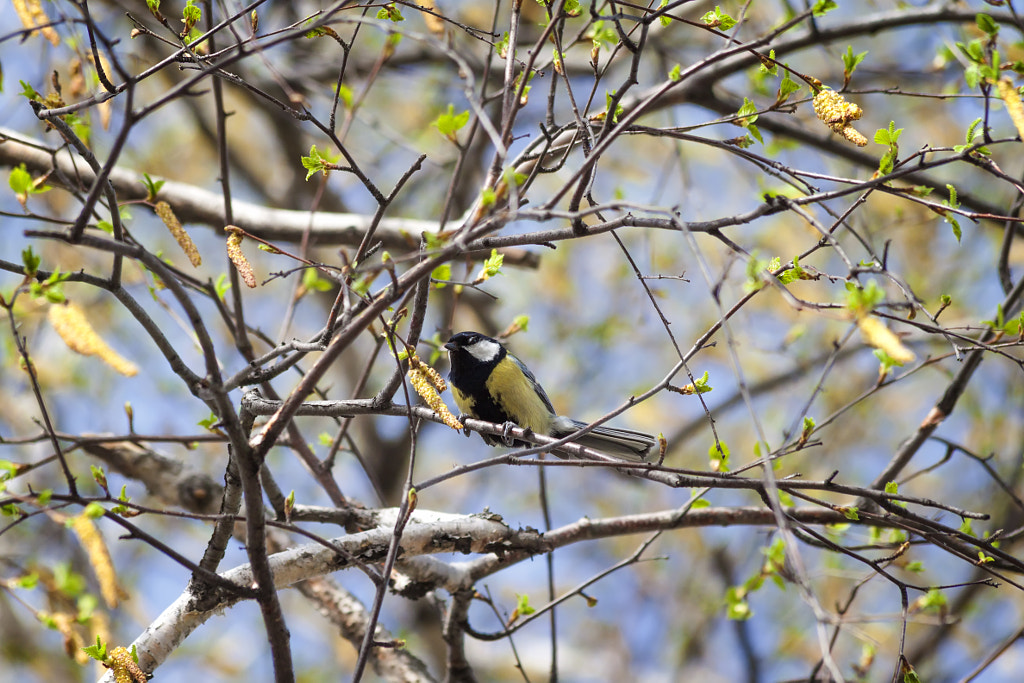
[455,414,473,438]
[500,421,517,447]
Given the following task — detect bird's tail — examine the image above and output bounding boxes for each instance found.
[551,416,657,462]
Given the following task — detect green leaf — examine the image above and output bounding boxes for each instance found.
[140,173,165,200]
[736,97,758,124]
[657,0,672,26]
[301,144,341,181]
[955,117,991,155]
[76,593,98,622]
[845,279,885,314]
[182,0,202,34]
[872,349,900,374]
[20,80,40,101]
[0,460,20,482]
[29,268,70,303]
[874,121,902,174]
[801,416,815,440]
[918,588,946,613]
[335,84,354,109]
[82,635,107,662]
[777,255,804,285]
[516,593,536,616]
[812,0,837,17]
[301,268,333,293]
[214,273,231,301]
[431,264,450,288]
[376,3,404,22]
[589,21,617,51]
[433,104,470,142]
[16,572,39,589]
[83,502,106,519]
[692,371,712,394]
[948,216,962,243]
[763,537,786,570]
[54,563,86,596]
[725,586,752,620]
[842,46,868,79]
[9,164,32,196]
[959,518,975,537]
[709,440,730,472]
[776,72,800,104]
[496,32,510,59]
[965,117,982,145]
[976,13,999,38]
[90,464,108,490]
[668,63,681,82]
[842,507,860,521]
[701,6,737,30]
[479,249,503,280]
[22,246,40,276]
[943,184,962,242]
[604,92,623,123]
[884,481,899,496]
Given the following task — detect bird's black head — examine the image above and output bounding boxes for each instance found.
[445,331,504,370]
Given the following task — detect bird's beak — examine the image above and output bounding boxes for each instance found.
[443,341,457,351]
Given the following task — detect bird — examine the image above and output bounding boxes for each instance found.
[444,331,657,462]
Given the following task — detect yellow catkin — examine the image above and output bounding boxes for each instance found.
[813,89,868,147]
[108,646,148,683]
[408,357,463,430]
[13,0,60,46]
[418,0,446,35]
[839,125,868,147]
[42,610,88,663]
[225,226,257,287]
[410,355,447,392]
[48,302,139,377]
[70,514,123,608]
[155,201,201,267]
[92,52,115,129]
[857,316,916,364]
[996,78,1024,141]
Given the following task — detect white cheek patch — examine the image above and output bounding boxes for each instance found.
[466,338,501,362]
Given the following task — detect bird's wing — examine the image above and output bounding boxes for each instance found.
[508,353,557,415]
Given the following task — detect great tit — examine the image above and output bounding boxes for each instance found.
[444,331,656,462]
